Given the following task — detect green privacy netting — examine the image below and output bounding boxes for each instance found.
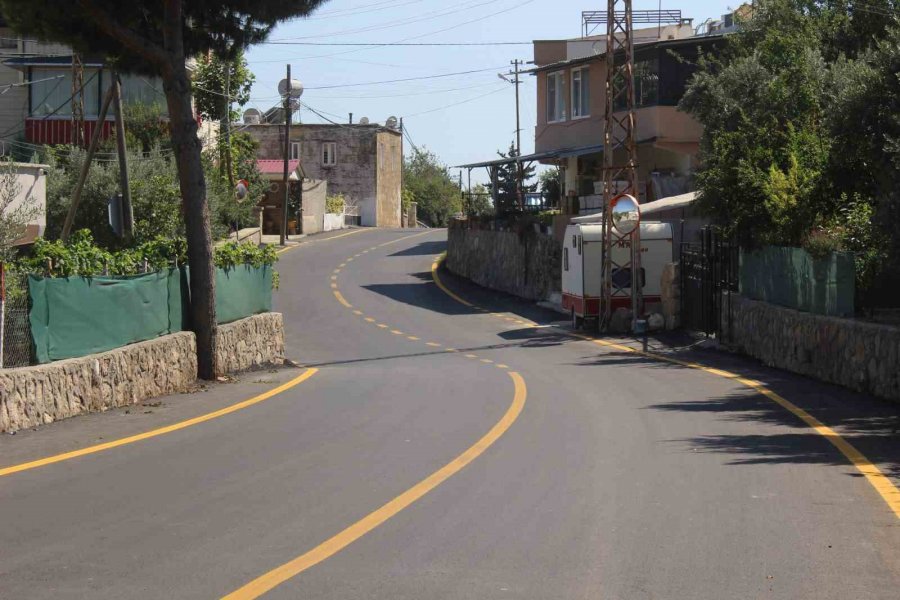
[739,247,855,317]
[29,265,271,363]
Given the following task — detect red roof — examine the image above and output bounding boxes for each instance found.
[257,159,299,174]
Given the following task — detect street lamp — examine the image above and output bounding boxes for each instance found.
[278,66,303,246]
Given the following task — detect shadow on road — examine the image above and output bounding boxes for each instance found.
[389,241,446,257]
[648,389,900,480]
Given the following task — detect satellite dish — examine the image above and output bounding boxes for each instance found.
[359,117,370,125]
[592,41,604,55]
[385,116,398,129]
[242,108,261,124]
[610,194,640,235]
[278,78,304,99]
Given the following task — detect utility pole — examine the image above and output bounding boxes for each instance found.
[513,58,523,209]
[600,0,642,331]
[112,71,133,239]
[71,54,85,147]
[223,64,234,188]
[281,63,292,247]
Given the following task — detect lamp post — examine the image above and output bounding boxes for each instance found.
[278,67,304,246]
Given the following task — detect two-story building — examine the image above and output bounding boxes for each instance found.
[243,120,402,229]
[458,16,725,215]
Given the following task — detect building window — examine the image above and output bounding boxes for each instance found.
[571,67,590,118]
[614,57,659,111]
[290,142,300,160]
[322,142,337,166]
[547,71,565,123]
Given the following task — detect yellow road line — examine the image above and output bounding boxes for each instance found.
[426,342,441,347]
[431,256,900,520]
[352,310,363,316]
[221,372,526,600]
[390,330,404,335]
[377,324,388,329]
[276,229,368,255]
[364,317,376,323]
[431,254,475,307]
[0,369,319,478]
[407,336,420,341]
[333,291,352,308]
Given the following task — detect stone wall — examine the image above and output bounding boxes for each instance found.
[722,293,900,402]
[447,222,561,301]
[215,312,285,376]
[0,313,286,433]
[244,123,402,227]
[0,332,197,433]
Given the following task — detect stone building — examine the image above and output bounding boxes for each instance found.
[243,123,402,228]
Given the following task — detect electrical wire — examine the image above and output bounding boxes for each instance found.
[302,65,507,90]
[401,85,507,118]
[263,41,532,46]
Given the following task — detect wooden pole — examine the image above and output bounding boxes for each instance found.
[61,83,116,242]
[112,72,133,238]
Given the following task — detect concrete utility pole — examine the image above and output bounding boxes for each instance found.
[281,64,292,247]
[512,59,524,209]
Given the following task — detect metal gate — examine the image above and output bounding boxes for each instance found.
[679,227,737,339]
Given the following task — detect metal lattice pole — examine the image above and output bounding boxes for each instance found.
[600,0,642,331]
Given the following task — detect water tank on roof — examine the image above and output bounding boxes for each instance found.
[243,108,261,124]
[359,117,370,125]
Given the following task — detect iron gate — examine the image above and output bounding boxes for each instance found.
[679,227,738,339]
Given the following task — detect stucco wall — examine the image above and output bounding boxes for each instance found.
[0,313,286,433]
[722,293,900,402]
[446,222,561,301]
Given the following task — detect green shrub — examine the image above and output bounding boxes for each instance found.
[326,193,345,214]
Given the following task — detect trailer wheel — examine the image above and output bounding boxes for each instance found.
[571,308,584,330]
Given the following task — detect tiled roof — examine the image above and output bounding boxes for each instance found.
[257,159,299,174]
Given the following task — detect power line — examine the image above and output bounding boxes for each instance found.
[303,66,506,90]
[263,41,532,46]
[401,85,508,118]
[269,0,507,41]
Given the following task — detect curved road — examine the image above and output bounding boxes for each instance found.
[1,228,898,599]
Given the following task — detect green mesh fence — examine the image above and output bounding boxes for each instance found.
[28,265,271,364]
[739,247,855,317]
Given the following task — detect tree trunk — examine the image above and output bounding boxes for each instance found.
[163,62,218,379]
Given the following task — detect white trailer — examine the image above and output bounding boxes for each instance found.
[561,221,673,327]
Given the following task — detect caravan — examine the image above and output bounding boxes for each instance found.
[561,222,674,328]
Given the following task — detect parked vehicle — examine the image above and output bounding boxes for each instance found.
[561,222,673,328]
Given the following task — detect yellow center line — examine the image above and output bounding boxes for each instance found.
[277,228,369,255]
[407,336,420,341]
[364,317,376,323]
[352,310,363,316]
[431,254,900,520]
[221,372,526,600]
[426,342,441,347]
[495,364,509,369]
[330,283,338,289]
[464,354,478,359]
[377,324,388,329]
[390,330,404,335]
[333,291,353,308]
[0,369,319,478]
[480,359,494,364]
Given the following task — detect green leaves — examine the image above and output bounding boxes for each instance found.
[403,148,462,227]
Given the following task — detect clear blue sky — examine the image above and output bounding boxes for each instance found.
[244,0,734,183]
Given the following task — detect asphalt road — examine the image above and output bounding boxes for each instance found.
[1,227,899,599]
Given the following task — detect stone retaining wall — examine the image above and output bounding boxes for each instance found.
[722,293,900,402]
[215,312,285,375]
[0,312,285,433]
[0,333,197,433]
[447,223,560,301]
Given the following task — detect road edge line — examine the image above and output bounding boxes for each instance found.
[0,368,319,478]
[221,371,527,599]
[431,254,900,520]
